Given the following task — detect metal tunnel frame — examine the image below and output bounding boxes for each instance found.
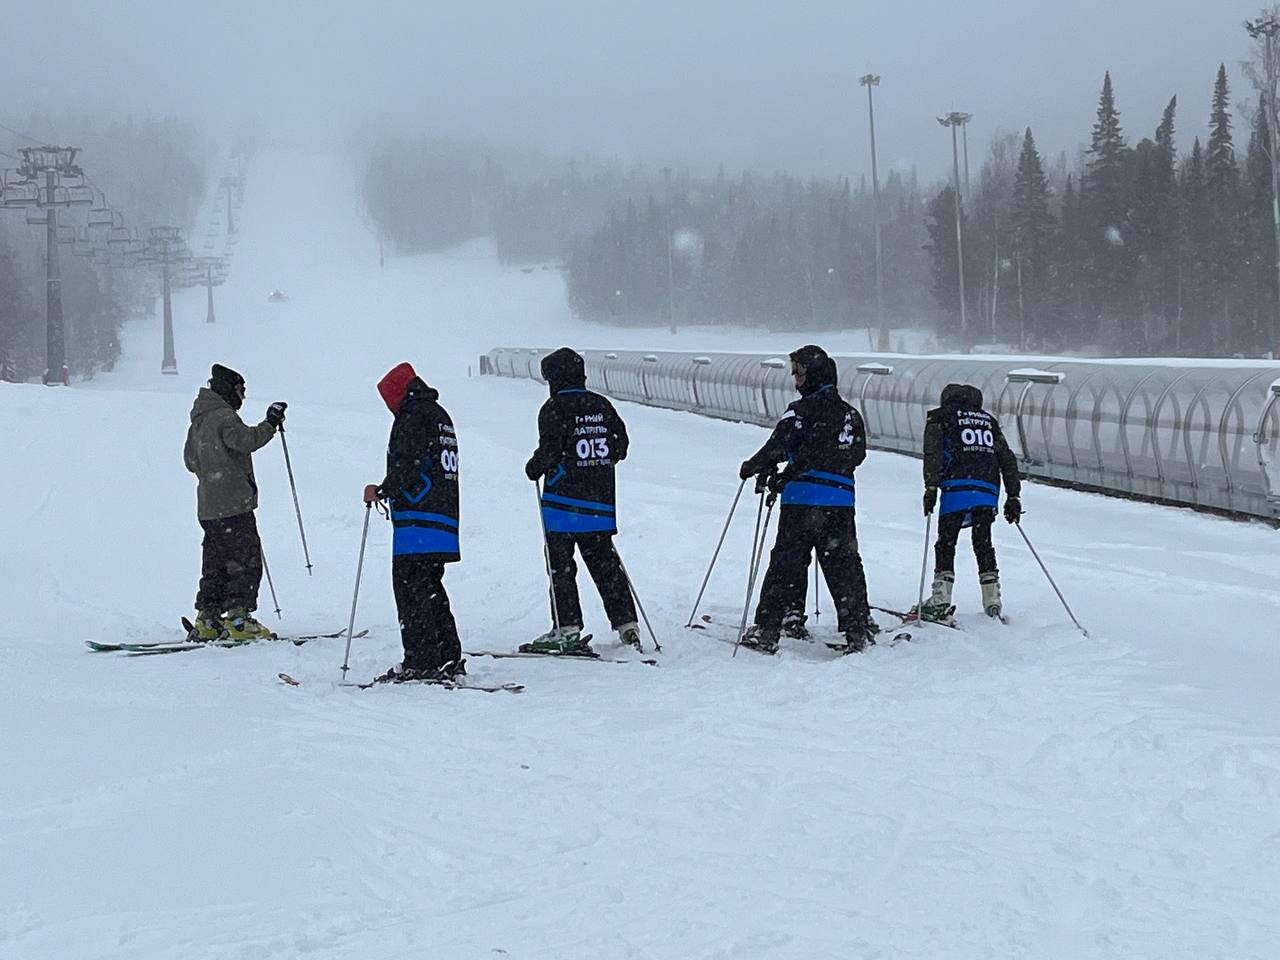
[483,348,1280,521]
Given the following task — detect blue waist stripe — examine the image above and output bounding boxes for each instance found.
[802,469,856,489]
[541,492,616,513]
[542,506,618,533]
[391,510,458,527]
[941,478,999,493]
[392,526,460,557]
[782,481,856,508]
[939,488,998,515]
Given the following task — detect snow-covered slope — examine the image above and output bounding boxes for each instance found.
[2,151,1278,960]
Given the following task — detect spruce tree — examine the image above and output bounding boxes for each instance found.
[1180,139,1211,353]
[1009,128,1054,348]
[1246,94,1276,352]
[1205,64,1243,351]
[1082,71,1135,346]
[924,185,964,337]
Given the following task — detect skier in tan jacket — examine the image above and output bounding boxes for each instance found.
[183,363,286,641]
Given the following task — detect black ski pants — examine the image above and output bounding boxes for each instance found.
[546,531,637,630]
[754,506,869,633]
[196,511,262,614]
[934,511,998,576]
[393,555,461,672]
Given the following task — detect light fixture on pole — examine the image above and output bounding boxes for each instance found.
[860,74,889,353]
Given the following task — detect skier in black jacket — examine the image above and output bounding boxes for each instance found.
[738,352,875,654]
[523,347,640,655]
[918,383,1021,622]
[364,361,464,682]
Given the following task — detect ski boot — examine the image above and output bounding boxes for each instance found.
[617,621,643,651]
[781,610,811,641]
[830,617,877,655]
[911,572,957,625]
[372,662,428,684]
[521,626,593,656]
[187,611,226,642]
[980,572,1003,620]
[738,624,780,655]
[436,658,467,680]
[221,608,274,642]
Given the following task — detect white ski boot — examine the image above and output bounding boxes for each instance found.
[616,621,643,651]
[915,572,956,625]
[980,572,1003,620]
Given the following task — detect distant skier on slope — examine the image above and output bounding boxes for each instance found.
[183,364,286,641]
[364,362,465,683]
[523,347,642,655]
[917,383,1022,623]
[738,352,876,654]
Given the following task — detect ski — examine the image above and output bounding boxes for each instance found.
[467,649,658,666]
[874,604,961,631]
[180,617,367,643]
[85,629,369,655]
[691,614,813,642]
[826,632,912,654]
[277,672,523,694]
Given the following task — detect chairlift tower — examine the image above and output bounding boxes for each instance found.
[0,146,92,383]
[137,226,192,374]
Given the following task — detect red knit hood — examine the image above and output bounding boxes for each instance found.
[377,362,417,414]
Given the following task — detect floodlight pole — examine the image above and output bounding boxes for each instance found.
[1247,16,1280,358]
[861,74,889,353]
[939,113,971,348]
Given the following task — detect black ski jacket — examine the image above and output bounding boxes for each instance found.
[379,378,460,561]
[741,358,865,508]
[525,348,629,534]
[923,383,1019,519]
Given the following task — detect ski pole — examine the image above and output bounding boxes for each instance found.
[260,546,282,620]
[534,481,562,633]
[915,512,933,622]
[733,491,776,657]
[340,502,373,680]
[278,426,313,575]
[617,550,662,653]
[812,553,821,624]
[1014,522,1090,638]
[684,476,748,627]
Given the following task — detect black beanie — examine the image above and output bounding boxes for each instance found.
[210,363,245,409]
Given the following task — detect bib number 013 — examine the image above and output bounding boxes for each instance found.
[576,437,609,459]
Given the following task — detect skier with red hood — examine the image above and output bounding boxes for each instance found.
[364,362,464,682]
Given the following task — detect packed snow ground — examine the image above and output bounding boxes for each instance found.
[2,152,1279,960]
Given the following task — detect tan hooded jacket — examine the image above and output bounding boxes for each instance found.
[183,387,277,521]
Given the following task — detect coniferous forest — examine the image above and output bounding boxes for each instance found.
[363,48,1280,358]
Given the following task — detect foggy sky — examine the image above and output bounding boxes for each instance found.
[0,0,1259,181]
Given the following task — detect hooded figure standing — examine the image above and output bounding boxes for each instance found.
[523,347,641,655]
[364,362,464,683]
[737,351,875,654]
[183,364,286,641]
[918,383,1021,622]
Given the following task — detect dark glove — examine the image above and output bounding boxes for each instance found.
[923,486,938,516]
[266,402,287,428]
[1004,496,1023,524]
[524,457,543,482]
[739,460,756,481]
[767,470,790,494]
